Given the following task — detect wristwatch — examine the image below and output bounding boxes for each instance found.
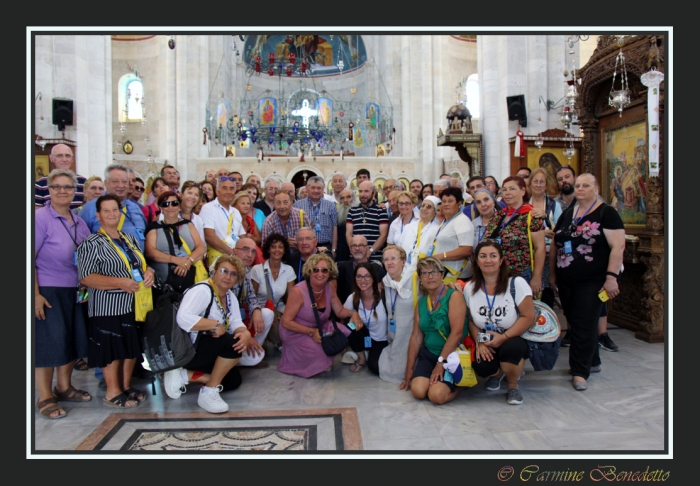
[369,247,374,254]
[437,356,445,363]
[309,330,314,337]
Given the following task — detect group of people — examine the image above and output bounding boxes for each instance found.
[34,143,625,418]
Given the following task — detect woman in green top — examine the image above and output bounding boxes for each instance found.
[400,257,467,405]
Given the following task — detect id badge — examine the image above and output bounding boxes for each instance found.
[427,245,435,257]
[315,223,322,232]
[76,287,88,303]
[240,307,246,320]
[223,235,236,248]
[74,251,78,267]
[364,336,372,349]
[135,228,145,241]
[564,241,573,254]
[131,268,143,282]
[177,252,187,258]
[407,252,412,264]
[389,319,396,332]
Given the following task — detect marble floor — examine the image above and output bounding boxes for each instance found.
[33,324,666,454]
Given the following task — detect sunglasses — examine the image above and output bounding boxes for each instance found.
[133,186,145,192]
[219,176,237,182]
[159,200,180,208]
[312,267,329,274]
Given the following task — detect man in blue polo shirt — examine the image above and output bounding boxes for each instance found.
[78,163,147,251]
[293,176,338,258]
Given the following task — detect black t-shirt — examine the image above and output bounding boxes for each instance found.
[553,203,624,284]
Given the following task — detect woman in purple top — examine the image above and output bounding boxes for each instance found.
[278,253,362,378]
[35,169,93,419]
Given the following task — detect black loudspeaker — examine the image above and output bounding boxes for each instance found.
[52,98,74,131]
[506,94,527,127]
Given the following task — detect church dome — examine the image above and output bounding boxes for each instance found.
[446,103,472,121]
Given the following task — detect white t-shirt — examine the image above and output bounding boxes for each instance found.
[463,276,532,332]
[343,293,388,342]
[432,212,474,276]
[249,261,295,307]
[176,282,245,343]
[198,198,246,243]
[387,215,417,246]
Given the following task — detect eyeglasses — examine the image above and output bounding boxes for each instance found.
[236,247,258,256]
[159,200,180,208]
[312,267,329,274]
[384,185,397,191]
[350,244,367,249]
[355,274,372,281]
[420,269,441,277]
[48,184,75,191]
[133,186,145,192]
[217,268,238,278]
[397,201,413,207]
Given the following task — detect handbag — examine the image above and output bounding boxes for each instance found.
[178,234,208,283]
[438,329,478,387]
[134,282,154,322]
[142,283,215,373]
[263,268,284,346]
[162,223,196,292]
[306,279,348,356]
[510,277,561,371]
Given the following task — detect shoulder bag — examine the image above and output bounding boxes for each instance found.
[162,223,197,293]
[263,267,284,346]
[510,277,561,371]
[306,279,348,356]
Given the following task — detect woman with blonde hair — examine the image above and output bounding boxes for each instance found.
[278,253,362,378]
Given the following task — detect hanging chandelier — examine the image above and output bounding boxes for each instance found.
[609,38,631,116]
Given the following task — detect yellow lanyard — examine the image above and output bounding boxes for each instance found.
[415,220,425,248]
[175,229,192,256]
[99,228,146,277]
[299,209,304,227]
[118,206,127,231]
[207,279,229,331]
[226,211,234,237]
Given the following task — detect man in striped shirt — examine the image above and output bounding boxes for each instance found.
[35,143,86,210]
[293,176,338,258]
[346,181,388,262]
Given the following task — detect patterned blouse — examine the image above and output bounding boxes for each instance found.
[486,208,545,273]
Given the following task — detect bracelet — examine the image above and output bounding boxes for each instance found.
[309,330,314,337]
[503,331,510,339]
[606,271,619,279]
[189,257,195,264]
[443,252,447,261]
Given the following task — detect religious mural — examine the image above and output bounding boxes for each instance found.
[366,103,379,129]
[605,121,648,226]
[316,98,332,126]
[259,98,277,125]
[244,35,367,77]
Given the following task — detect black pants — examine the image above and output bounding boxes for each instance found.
[558,280,603,379]
[472,336,531,378]
[347,327,388,375]
[185,332,242,392]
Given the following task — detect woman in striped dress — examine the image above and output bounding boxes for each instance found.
[78,194,156,408]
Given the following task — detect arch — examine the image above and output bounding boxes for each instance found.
[285,165,325,186]
[117,73,144,122]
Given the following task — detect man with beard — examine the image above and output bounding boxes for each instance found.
[335,189,356,261]
[346,181,388,262]
[336,235,387,305]
[554,165,576,211]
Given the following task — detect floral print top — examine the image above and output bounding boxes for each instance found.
[553,204,624,284]
[486,209,545,273]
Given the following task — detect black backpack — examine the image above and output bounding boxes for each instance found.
[142,283,215,374]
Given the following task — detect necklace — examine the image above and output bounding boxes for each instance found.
[312,287,323,295]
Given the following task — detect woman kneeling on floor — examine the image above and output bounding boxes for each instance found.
[401,257,468,405]
[463,240,534,405]
[169,255,262,413]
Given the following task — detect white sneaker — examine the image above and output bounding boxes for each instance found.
[198,385,228,413]
[163,368,187,399]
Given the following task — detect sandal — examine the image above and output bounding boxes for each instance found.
[102,392,139,408]
[53,385,92,402]
[349,362,366,373]
[37,397,67,419]
[124,387,147,403]
[74,358,88,371]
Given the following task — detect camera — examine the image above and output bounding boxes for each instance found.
[477,332,493,343]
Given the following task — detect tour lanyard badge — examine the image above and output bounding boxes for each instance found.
[389,319,397,333]
[388,288,398,333]
[131,268,143,282]
[427,245,435,257]
[364,336,372,349]
[135,228,145,242]
[564,240,573,254]
[74,251,79,267]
